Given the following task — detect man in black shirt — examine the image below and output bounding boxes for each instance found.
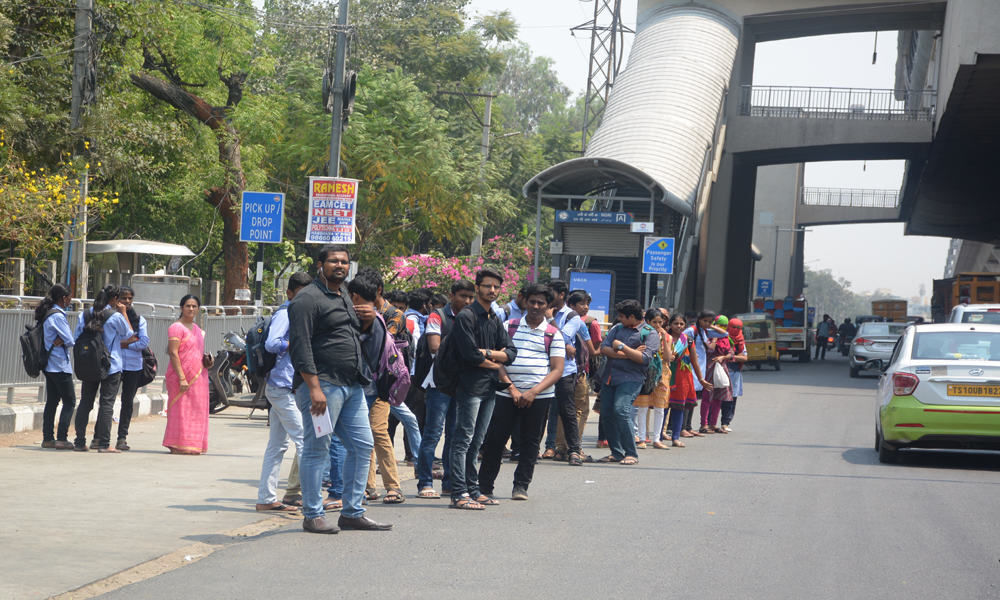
[446,268,517,510]
[287,245,391,534]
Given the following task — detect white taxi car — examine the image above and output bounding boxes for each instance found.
[874,323,1000,463]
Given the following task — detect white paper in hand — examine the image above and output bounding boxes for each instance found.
[313,406,334,437]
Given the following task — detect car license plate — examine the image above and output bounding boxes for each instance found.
[947,384,1000,397]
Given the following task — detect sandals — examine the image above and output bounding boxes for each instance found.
[417,487,440,499]
[672,440,686,448]
[323,499,342,511]
[699,427,713,434]
[652,441,669,449]
[680,430,694,438]
[568,452,583,466]
[281,497,303,507]
[713,427,728,434]
[450,496,485,510]
[553,451,567,462]
[690,430,705,437]
[475,495,500,506]
[365,489,382,501]
[620,456,639,465]
[597,455,621,463]
[636,441,647,449]
[540,448,556,460]
[383,490,406,504]
[255,502,298,512]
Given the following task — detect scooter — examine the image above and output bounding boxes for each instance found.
[208,331,268,416]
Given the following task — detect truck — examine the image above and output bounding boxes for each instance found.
[751,295,812,363]
[931,272,1000,322]
[871,298,907,322]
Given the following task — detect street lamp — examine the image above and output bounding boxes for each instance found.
[772,225,808,298]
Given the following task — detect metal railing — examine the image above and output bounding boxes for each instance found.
[802,187,900,209]
[0,298,276,396]
[740,85,936,121]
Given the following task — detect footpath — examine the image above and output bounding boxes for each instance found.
[1,401,413,600]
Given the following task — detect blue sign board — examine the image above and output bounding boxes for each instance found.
[555,210,633,225]
[756,278,773,298]
[568,271,613,321]
[642,237,674,275]
[240,191,285,243]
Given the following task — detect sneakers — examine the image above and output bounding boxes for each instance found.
[511,486,529,501]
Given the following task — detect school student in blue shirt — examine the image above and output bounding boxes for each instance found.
[38,285,77,449]
[116,287,150,451]
[73,285,134,452]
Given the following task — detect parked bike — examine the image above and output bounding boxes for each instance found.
[208,331,268,416]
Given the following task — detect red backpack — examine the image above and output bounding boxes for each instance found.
[507,318,560,356]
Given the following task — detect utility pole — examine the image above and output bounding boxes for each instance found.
[437,90,495,256]
[61,0,93,299]
[327,0,349,177]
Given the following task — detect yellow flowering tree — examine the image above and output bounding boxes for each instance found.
[0,131,116,260]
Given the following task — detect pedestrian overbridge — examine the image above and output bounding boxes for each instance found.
[796,188,901,227]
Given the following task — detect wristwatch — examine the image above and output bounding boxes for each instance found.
[615,342,625,351]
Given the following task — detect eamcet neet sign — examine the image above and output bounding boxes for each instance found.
[305,177,359,244]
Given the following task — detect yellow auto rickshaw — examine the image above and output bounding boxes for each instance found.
[736,313,780,371]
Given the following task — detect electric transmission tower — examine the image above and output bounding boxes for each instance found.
[571,0,633,154]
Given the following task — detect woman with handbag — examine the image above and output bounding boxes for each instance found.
[115,287,150,451]
[699,315,734,434]
[163,294,212,455]
[632,309,672,449]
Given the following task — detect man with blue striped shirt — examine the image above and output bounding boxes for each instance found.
[479,284,565,502]
[256,272,312,512]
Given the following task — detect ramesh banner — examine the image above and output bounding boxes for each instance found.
[305,176,359,244]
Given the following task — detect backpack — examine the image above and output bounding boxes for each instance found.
[20,308,59,378]
[373,313,411,406]
[506,318,559,355]
[639,324,663,395]
[413,307,451,386]
[138,347,158,387]
[245,306,285,379]
[74,308,112,383]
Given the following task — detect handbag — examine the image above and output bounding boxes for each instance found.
[712,363,730,388]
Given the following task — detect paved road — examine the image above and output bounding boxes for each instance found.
[83,355,1000,600]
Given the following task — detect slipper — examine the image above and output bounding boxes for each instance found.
[672,440,686,448]
[690,430,705,437]
[255,502,298,512]
[620,456,639,465]
[475,495,500,506]
[383,490,406,504]
[597,455,621,463]
[680,431,694,438]
[540,448,556,460]
[450,496,485,510]
[417,488,440,499]
[281,497,303,507]
[365,490,381,501]
[323,499,342,511]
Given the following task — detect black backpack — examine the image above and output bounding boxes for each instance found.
[138,348,158,387]
[20,309,59,378]
[413,308,452,386]
[74,308,112,382]
[245,306,285,379]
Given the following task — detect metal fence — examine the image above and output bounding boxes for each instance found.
[0,296,276,395]
[739,85,936,121]
[802,187,900,209]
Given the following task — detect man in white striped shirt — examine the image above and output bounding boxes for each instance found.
[478,284,565,501]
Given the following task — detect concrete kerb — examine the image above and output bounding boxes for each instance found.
[0,383,166,434]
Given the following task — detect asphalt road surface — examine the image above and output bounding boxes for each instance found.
[99,355,1000,599]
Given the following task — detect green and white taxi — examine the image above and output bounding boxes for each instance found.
[874,323,1000,463]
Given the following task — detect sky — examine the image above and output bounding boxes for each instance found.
[465,0,950,301]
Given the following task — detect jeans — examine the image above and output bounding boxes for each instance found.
[556,373,590,453]
[366,396,401,493]
[327,434,345,499]
[118,370,142,441]
[667,406,685,441]
[389,401,422,458]
[684,405,695,431]
[479,394,550,494]
[449,391,496,501]
[389,387,425,459]
[545,375,580,454]
[417,388,453,492]
[76,372,123,449]
[257,384,305,504]
[294,381,372,520]
[598,380,642,459]
[721,399,737,426]
[42,371,75,442]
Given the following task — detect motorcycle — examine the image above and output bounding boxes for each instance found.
[208,331,269,416]
[839,335,853,356]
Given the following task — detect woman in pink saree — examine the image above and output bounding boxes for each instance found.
[163,295,212,454]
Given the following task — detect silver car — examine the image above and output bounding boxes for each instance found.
[849,321,909,377]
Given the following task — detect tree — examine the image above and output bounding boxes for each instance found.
[804,267,872,321]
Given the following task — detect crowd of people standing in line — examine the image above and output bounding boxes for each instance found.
[30,243,750,535]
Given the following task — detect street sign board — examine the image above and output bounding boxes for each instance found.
[630,221,654,233]
[555,210,632,225]
[305,177,359,244]
[239,191,285,243]
[642,237,674,275]
[756,278,773,298]
[569,270,614,323]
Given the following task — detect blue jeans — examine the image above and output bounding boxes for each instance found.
[390,402,422,454]
[258,384,305,504]
[448,392,496,501]
[326,434,345,499]
[598,381,642,459]
[294,381,372,520]
[417,388,454,491]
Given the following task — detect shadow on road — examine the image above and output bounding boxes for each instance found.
[843,446,1000,472]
